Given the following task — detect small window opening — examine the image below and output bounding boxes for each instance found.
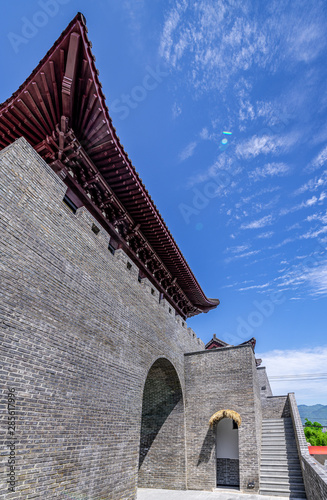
[127,262,132,270]
[151,288,155,295]
[182,322,184,327]
[233,420,238,430]
[92,223,100,235]
[138,275,142,283]
[108,243,115,255]
[261,385,266,391]
[63,194,77,214]
[169,307,172,314]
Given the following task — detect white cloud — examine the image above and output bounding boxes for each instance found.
[249,162,290,181]
[179,141,197,161]
[236,132,300,159]
[187,154,241,187]
[275,253,327,298]
[159,1,327,94]
[241,215,273,230]
[280,195,322,216]
[225,249,261,264]
[200,127,209,140]
[159,4,183,64]
[306,211,327,224]
[257,347,327,405]
[238,283,270,291]
[172,102,182,118]
[308,144,327,172]
[300,225,327,240]
[225,244,250,254]
[257,231,274,239]
[294,174,327,195]
[159,1,270,91]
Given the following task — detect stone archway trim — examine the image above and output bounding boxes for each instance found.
[209,409,242,427]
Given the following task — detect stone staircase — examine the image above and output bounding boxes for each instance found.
[260,418,306,498]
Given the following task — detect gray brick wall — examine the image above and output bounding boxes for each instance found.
[184,345,262,493]
[138,358,186,489]
[262,395,291,419]
[0,138,204,500]
[257,367,273,398]
[289,393,327,500]
[216,459,239,486]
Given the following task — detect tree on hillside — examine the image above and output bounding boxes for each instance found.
[304,419,327,446]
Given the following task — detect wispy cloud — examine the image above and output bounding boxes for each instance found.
[225,249,261,264]
[241,215,273,230]
[187,154,241,187]
[249,162,291,181]
[225,244,250,254]
[238,282,270,291]
[159,1,327,93]
[236,132,300,159]
[280,194,325,216]
[172,102,182,118]
[179,141,197,161]
[257,231,274,239]
[294,172,327,195]
[159,1,270,91]
[300,225,327,240]
[307,144,327,172]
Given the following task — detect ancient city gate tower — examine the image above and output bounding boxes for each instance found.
[1,12,274,500]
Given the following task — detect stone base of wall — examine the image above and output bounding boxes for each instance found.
[216,458,240,487]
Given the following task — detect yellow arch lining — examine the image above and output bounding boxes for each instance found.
[209,409,242,427]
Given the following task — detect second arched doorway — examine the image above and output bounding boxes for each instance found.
[210,409,241,488]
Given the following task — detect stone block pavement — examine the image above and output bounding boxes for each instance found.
[137,488,305,500]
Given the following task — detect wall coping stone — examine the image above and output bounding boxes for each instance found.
[184,344,253,357]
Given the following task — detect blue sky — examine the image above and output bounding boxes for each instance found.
[1,0,327,404]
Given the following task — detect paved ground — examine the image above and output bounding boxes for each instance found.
[137,488,295,500]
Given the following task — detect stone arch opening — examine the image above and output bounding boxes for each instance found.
[210,410,241,488]
[138,358,185,489]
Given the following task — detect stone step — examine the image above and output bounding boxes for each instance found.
[261,419,306,498]
[263,426,293,429]
[260,475,304,484]
[262,427,294,432]
[262,424,293,427]
[261,449,299,454]
[262,440,297,451]
[260,482,306,492]
[261,460,301,466]
[262,424,294,429]
[262,436,295,439]
[260,482,307,491]
[261,460,301,467]
[261,452,300,458]
[260,488,306,499]
[260,467,303,474]
[261,439,297,450]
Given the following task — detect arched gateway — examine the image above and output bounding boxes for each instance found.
[138,358,185,489]
[210,410,241,488]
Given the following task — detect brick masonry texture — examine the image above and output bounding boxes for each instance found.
[289,393,327,500]
[257,367,273,398]
[2,138,321,500]
[216,458,239,486]
[138,358,185,489]
[184,345,262,493]
[261,396,291,419]
[0,138,203,500]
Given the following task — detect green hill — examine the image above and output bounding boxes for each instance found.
[298,405,327,426]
